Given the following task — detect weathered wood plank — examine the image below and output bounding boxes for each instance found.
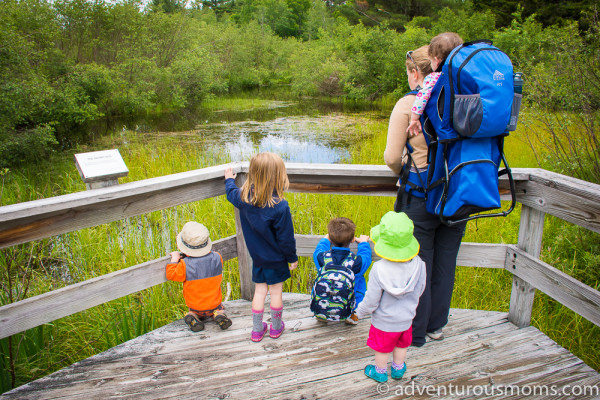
[4,295,598,400]
[509,205,545,328]
[0,236,237,339]
[2,165,598,251]
[0,164,240,249]
[297,235,508,267]
[455,242,508,268]
[516,168,600,234]
[506,245,600,328]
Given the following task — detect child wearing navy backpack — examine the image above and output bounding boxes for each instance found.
[406,32,464,137]
[311,217,372,324]
[224,152,298,342]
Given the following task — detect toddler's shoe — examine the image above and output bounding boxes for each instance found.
[251,322,268,342]
[214,314,232,330]
[391,363,407,380]
[269,321,285,339]
[364,365,388,383]
[184,313,205,332]
[344,313,359,325]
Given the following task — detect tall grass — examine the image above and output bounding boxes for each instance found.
[0,104,598,394]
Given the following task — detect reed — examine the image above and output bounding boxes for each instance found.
[0,106,598,394]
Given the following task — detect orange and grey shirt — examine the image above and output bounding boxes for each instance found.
[166,251,224,312]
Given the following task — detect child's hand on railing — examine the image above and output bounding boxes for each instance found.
[169,251,181,263]
[289,261,298,271]
[225,168,236,180]
[354,235,369,243]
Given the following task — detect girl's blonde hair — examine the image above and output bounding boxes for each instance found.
[406,45,433,76]
[241,152,289,208]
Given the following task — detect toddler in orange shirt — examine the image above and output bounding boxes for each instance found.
[166,221,232,332]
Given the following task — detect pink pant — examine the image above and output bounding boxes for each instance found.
[367,325,413,353]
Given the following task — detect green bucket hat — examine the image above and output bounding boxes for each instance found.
[370,211,420,262]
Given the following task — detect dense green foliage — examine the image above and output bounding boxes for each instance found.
[1,0,599,174]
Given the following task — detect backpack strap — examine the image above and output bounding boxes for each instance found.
[322,251,333,269]
[397,90,428,199]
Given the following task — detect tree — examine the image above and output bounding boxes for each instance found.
[150,0,186,13]
[473,0,597,29]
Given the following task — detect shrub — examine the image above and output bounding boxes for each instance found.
[0,125,57,168]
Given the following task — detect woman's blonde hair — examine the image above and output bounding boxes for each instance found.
[406,45,433,76]
[240,152,289,208]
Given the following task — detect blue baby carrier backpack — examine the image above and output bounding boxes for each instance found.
[400,40,520,226]
[310,252,356,321]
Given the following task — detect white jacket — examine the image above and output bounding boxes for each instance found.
[355,256,426,332]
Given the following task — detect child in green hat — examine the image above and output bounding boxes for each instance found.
[355,211,426,383]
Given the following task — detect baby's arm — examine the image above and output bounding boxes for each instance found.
[406,72,440,137]
[406,113,422,137]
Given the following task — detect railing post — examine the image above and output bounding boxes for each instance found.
[508,205,545,327]
[233,174,254,301]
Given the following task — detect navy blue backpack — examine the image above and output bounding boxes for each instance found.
[401,40,520,225]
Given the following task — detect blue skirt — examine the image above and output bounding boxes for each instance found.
[252,265,291,285]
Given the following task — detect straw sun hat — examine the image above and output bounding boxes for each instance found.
[176,222,212,257]
[370,212,420,262]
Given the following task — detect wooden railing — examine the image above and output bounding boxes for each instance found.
[0,164,599,340]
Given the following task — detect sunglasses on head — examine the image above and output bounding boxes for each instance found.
[406,51,417,69]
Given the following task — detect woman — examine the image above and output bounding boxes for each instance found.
[384,45,467,347]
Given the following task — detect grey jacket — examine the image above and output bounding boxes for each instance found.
[355,256,426,332]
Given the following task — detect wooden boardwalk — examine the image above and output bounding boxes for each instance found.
[3,293,599,399]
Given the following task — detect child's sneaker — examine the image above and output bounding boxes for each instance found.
[269,321,285,339]
[214,314,232,330]
[364,365,388,383]
[184,312,205,332]
[344,313,359,325]
[391,363,407,380]
[251,322,268,342]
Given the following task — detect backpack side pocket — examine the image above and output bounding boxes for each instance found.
[453,94,483,137]
[506,93,522,131]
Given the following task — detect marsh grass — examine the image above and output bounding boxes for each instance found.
[0,106,598,393]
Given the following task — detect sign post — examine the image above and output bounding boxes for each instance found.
[74,149,129,190]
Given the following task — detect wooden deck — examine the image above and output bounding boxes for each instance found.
[3,294,599,400]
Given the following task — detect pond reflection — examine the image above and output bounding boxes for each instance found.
[91,95,385,164]
[199,116,355,163]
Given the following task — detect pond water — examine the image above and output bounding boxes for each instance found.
[89,94,389,163]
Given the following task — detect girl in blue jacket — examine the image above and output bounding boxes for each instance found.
[225,152,298,342]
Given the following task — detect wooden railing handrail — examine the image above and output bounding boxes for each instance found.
[1,163,599,339]
[1,166,599,250]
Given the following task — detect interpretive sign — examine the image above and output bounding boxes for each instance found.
[74,149,129,189]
